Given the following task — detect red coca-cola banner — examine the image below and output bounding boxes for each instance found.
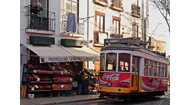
[141,77,168,92]
[99,72,130,87]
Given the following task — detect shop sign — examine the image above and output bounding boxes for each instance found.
[40,57,70,63]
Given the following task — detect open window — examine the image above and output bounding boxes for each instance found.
[100,53,105,71]
[118,53,130,72]
[106,53,117,71]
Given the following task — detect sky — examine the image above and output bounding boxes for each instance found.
[149,2,170,57]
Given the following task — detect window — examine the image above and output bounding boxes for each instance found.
[153,61,157,76]
[100,53,105,71]
[106,53,117,71]
[132,56,140,73]
[112,16,121,35]
[118,53,130,72]
[164,64,167,77]
[160,63,164,77]
[95,11,105,32]
[157,62,160,77]
[62,0,78,31]
[144,59,148,76]
[31,0,47,17]
[133,24,138,38]
[148,60,153,76]
[111,0,123,9]
[65,0,78,22]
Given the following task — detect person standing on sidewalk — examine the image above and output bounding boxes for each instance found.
[76,72,84,95]
[30,3,43,28]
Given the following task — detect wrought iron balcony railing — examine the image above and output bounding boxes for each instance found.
[25,8,55,32]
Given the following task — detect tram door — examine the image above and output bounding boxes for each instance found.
[131,56,140,91]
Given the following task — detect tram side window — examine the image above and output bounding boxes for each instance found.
[160,63,164,77]
[149,60,153,76]
[132,57,140,72]
[118,53,130,72]
[144,59,148,76]
[100,53,105,71]
[157,62,160,77]
[164,64,167,77]
[153,61,157,76]
[106,53,117,71]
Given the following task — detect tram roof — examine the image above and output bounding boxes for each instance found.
[101,44,168,61]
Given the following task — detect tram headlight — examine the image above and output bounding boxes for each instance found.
[107,82,112,87]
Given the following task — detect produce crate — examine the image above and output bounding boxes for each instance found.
[24,74,37,81]
[20,85,26,99]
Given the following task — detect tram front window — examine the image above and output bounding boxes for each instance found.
[106,53,117,71]
[118,53,130,72]
[100,53,105,71]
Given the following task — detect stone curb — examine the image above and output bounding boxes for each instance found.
[40,98,100,105]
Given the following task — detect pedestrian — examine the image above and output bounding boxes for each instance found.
[76,72,84,95]
[30,3,43,28]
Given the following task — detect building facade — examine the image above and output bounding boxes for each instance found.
[148,36,166,53]
[20,0,150,83]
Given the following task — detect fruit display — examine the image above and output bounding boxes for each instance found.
[31,74,39,78]
[38,75,51,81]
[52,83,72,89]
[85,69,99,76]
[52,76,58,81]
[55,76,72,82]
[25,74,35,81]
[28,84,51,90]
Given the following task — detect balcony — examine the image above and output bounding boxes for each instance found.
[94,31,108,47]
[131,4,141,18]
[110,0,124,12]
[110,33,123,38]
[93,0,109,7]
[60,14,85,38]
[25,9,55,35]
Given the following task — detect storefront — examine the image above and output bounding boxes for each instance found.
[21,36,100,98]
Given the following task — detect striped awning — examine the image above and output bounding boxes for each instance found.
[24,44,100,63]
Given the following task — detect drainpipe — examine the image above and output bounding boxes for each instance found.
[141,0,144,47]
[87,0,89,47]
[47,0,49,31]
[144,19,146,47]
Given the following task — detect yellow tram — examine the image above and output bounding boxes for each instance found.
[97,38,169,100]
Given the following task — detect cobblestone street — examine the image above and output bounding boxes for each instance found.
[57,90,170,105]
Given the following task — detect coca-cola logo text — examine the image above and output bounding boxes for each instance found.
[102,73,120,80]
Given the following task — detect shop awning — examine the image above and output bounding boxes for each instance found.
[60,46,100,61]
[24,44,100,63]
[24,44,73,63]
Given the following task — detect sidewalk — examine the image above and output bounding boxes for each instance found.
[20,94,100,105]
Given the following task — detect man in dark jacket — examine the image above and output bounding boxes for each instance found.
[76,72,84,95]
[30,3,43,28]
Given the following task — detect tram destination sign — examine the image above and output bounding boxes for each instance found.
[104,38,141,46]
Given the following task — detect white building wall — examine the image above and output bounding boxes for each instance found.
[20,0,149,83]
